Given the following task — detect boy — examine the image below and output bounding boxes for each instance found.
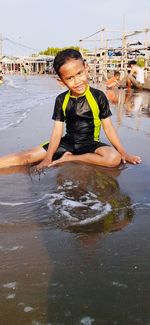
[127,60,144,89]
[0,49,141,169]
[106,71,121,89]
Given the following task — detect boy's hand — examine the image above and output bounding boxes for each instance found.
[35,157,52,172]
[121,153,142,165]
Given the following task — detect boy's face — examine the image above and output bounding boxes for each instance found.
[58,58,88,96]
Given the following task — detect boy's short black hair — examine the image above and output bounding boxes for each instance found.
[114,71,120,76]
[53,48,84,77]
[128,60,137,66]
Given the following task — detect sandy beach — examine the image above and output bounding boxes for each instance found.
[0,76,150,325]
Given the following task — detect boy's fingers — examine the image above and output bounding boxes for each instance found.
[122,155,142,165]
[121,157,126,164]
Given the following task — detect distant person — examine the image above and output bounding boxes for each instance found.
[0,70,3,84]
[0,49,141,169]
[21,63,29,77]
[106,71,121,89]
[127,60,144,89]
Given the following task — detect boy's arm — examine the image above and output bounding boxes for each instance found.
[107,80,120,89]
[37,120,64,169]
[102,117,141,164]
[129,66,136,76]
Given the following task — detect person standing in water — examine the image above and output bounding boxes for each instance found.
[0,70,3,84]
[127,60,144,89]
[0,49,141,169]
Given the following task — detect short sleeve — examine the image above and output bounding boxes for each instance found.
[52,95,65,122]
[98,92,112,120]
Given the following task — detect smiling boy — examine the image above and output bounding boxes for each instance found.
[0,49,141,169]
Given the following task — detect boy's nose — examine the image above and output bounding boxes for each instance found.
[74,75,81,84]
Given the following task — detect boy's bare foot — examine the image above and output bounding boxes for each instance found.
[50,151,73,167]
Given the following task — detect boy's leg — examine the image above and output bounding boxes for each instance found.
[127,75,143,89]
[0,146,46,168]
[50,146,121,168]
[126,76,132,88]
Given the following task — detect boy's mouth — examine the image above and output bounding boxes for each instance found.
[74,84,86,92]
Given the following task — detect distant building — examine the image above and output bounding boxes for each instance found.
[0,55,54,74]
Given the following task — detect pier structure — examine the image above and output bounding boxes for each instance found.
[79,27,150,83]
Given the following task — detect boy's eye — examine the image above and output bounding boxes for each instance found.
[66,71,84,81]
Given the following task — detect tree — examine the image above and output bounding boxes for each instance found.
[39,46,80,56]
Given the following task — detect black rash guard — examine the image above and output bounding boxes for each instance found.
[42,86,112,158]
[52,86,112,145]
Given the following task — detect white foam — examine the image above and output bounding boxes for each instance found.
[0,245,23,251]
[81,316,95,325]
[112,281,128,288]
[61,209,78,221]
[0,201,27,206]
[72,203,112,226]
[46,189,112,226]
[82,192,97,199]
[0,76,57,130]
[90,202,103,210]
[24,306,34,313]
[11,245,23,251]
[0,193,56,207]
[6,79,20,89]
[65,181,73,185]
[62,199,85,208]
[6,293,16,299]
[3,282,16,289]
[132,202,150,209]
[32,321,41,325]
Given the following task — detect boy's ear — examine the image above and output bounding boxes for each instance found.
[57,78,66,88]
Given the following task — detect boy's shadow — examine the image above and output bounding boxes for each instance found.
[41,162,133,324]
[46,163,133,237]
[0,162,133,237]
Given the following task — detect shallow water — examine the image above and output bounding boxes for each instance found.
[0,75,60,130]
[0,78,150,324]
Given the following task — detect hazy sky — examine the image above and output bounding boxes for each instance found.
[0,0,150,56]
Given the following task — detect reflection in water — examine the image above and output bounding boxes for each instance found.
[106,88,150,136]
[106,88,150,113]
[41,163,133,239]
[0,163,133,238]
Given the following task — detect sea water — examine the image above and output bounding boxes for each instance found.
[0,74,60,130]
[0,77,150,325]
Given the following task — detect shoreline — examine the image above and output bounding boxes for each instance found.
[0,75,61,155]
[0,101,53,155]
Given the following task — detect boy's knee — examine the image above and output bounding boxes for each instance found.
[108,150,121,167]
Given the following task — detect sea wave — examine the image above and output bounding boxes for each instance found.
[0,75,59,130]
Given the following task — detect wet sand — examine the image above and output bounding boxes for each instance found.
[0,80,150,325]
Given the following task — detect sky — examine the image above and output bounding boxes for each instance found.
[0,0,150,56]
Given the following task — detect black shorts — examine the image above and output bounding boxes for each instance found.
[42,136,108,161]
